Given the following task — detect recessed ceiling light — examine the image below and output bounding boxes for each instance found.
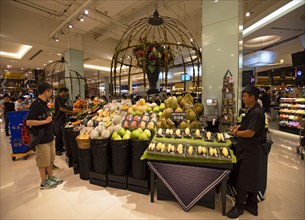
[84,9,89,15]
[57,53,62,56]
[48,60,53,63]
[68,23,73,29]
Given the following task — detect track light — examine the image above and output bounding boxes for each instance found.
[78,16,84,22]
[55,37,59,42]
[68,23,73,28]
[84,9,89,15]
[246,11,252,17]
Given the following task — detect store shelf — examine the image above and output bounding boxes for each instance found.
[278,98,305,134]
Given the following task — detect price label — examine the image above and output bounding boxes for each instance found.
[171,112,186,122]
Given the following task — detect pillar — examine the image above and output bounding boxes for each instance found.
[63,33,85,100]
[202,0,243,115]
[104,76,110,101]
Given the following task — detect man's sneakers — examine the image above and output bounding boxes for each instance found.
[49,176,63,185]
[40,179,57,190]
[40,176,63,190]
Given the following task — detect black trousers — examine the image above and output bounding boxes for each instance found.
[4,114,9,135]
[236,187,258,210]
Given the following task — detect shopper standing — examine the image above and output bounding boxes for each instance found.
[227,85,265,218]
[26,82,63,189]
[54,87,75,156]
[3,94,15,136]
[15,96,24,111]
[261,86,271,119]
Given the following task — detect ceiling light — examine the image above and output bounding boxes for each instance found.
[243,0,305,37]
[68,23,73,29]
[245,11,251,17]
[79,16,84,22]
[0,44,32,59]
[57,53,62,56]
[84,9,89,15]
[55,37,59,42]
[280,59,284,64]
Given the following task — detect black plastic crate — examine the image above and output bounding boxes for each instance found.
[110,140,131,176]
[78,148,93,180]
[89,171,107,187]
[90,138,112,174]
[108,172,128,190]
[130,139,150,180]
[62,127,73,158]
[128,176,150,195]
[68,129,80,164]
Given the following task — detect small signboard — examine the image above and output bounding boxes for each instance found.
[171,112,187,122]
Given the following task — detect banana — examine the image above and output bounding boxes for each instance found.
[222,148,229,157]
[209,147,214,156]
[206,131,211,140]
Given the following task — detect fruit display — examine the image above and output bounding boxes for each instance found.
[147,140,232,160]
[122,112,158,131]
[155,93,204,130]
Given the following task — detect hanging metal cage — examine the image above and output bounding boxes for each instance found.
[110,5,201,96]
[43,57,88,98]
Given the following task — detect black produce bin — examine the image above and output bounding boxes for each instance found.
[62,127,73,158]
[90,138,112,174]
[130,139,150,180]
[78,148,93,180]
[110,139,131,176]
[68,129,80,164]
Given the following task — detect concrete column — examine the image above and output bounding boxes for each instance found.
[202,0,243,115]
[63,33,85,100]
[104,76,110,101]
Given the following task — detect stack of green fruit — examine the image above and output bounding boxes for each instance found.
[111,127,131,140]
[130,128,152,141]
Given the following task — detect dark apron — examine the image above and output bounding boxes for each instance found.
[235,137,262,192]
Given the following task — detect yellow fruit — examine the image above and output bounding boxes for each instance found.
[177,144,183,154]
[213,148,218,156]
[188,146,193,155]
[195,129,200,137]
[206,131,211,140]
[175,129,181,136]
[202,146,207,154]
[198,146,203,154]
[185,128,190,135]
[209,147,214,156]
[222,148,229,157]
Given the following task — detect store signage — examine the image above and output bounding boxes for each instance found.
[171,112,186,121]
[5,72,22,80]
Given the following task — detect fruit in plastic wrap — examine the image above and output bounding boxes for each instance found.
[222,148,229,157]
[157,128,163,136]
[175,129,181,136]
[139,121,146,129]
[217,133,225,142]
[195,129,201,138]
[130,121,138,130]
[187,146,193,155]
[148,143,155,150]
[202,146,207,154]
[165,129,173,135]
[167,144,174,153]
[160,144,166,152]
[198,146,202,154]
[177,144,183,154]
[213,148,218,156]
[156,142,163,151]
[123,120,129,129]
[206,131,212,140]
[209,147,214,156]
[185,127,190,136]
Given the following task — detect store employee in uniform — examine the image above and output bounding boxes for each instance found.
[226,85,265,218]
[54,87,75,156]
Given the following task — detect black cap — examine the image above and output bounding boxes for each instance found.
[243,85,260,100]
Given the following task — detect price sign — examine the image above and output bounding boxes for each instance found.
[171,112,186,122]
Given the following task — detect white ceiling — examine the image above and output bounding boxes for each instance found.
[0,0,304,84]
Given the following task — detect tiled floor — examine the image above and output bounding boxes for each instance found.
[0,121,304,219]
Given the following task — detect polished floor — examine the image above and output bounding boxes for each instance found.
[0,121,304,220]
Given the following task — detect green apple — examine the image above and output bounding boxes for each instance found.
[144,129,151,138]
[131,130,141,139]
[159,103,165,111]
[118,127,126,137]
[111,132,118,140]
[138,132,148,140]
[123,133,131,140]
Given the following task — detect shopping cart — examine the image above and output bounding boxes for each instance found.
[297,118,305,160]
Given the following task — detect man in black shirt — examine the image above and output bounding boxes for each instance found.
[3,94,15,136]
[26,82,63,190]
[227,85,265,218]
[54,87,75,156]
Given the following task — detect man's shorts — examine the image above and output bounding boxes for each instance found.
[36,141,55,167]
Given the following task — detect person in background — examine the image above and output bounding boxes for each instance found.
[26,82,63,190]
[261,86,271,119]
[54,87,75,156]
[15,96,24,111]
[227,85,265,218]
[3,94,16,136]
